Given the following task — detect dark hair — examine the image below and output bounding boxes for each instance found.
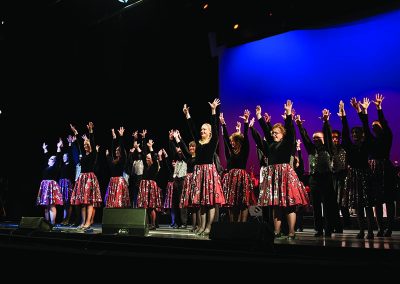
[332,130,341,137]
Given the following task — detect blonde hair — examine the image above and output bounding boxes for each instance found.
[271,123,286,136]
[199,123,212,145]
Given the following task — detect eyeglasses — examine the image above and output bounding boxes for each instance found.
[271,131,281,135]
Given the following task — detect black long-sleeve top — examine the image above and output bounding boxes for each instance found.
[255,115,295,165]
[341,115,370,169]
[187,114,219,165]
[332,144,347,173]
[178,139,196,173]
[250,126,268,167]
[107,136,126,177]
[257,117,274,144]
[141,139,159,180]
[59,146,76,181]
[42,152,62,180]
[361,109,392,160]
[77,132,97,173]
[297,120,333,174]
[222,122,249,170]
[294,149,304,178]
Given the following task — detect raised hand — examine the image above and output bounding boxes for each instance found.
[147,139,154,149]
[255,105,262,119]
[140,129,147,138]
[284,99,293,115]
[95,145,100,152]
[117,127,125,136]
[337,100,346,118]
[132,130,138,140]
[296,139,302,151]
[70,124,78,135]
[162,148,168,158]
[42,142,48,153]
[249,117,255,128]
[111,128,116,139]
[322,109,330,121]
[359,97,370,113]
[87,122,94,133]
[294,114,305,125]
[208,98,221,111]
[173,130,181,142]
[81,134,88,141]
[350,97,361,113]
[57,138,63,149]
[183,104,190,118]
[263,113,271,123]
[219,113,226,125]
[372,93,384,110]
[239,109,250,122]
[106,149,110,156]
[235,121,241,133]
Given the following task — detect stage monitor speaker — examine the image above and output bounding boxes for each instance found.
[102,208,148,237]
[209,222,274,250]
[19,217,53,232]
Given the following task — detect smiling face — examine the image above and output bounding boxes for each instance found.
[84,140,91,153]
[200,123,211,141]
[271,124,286,142]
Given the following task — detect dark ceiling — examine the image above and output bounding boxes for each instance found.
[2,0,400,47]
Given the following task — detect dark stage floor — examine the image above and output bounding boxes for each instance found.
[1,219,399,278]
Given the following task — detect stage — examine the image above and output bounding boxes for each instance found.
[1,220,399,277]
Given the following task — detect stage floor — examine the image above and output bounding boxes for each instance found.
[2,222,395,250]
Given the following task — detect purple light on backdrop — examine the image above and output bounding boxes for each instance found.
[219,9,400,175]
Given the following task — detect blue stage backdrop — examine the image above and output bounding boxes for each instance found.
[219,9,400,176]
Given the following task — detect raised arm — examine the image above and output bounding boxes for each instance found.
[219,112,232,159]
[295,114,314,155]
[338,100,351,151]
[183,104,198,142]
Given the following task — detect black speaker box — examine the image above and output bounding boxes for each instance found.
[102,208,148,236]
[209,222,274,250]
[19,217,53,232]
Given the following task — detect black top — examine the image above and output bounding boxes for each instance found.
[222,122,249,170]
[362,109,392,160]
[187,114,219,165]
[250,126,268,167]
[255,115,295,165]
[42,152,61,180]
[341,115,370,169]
[298,120,333,174]
[78,133,98,173]
[59,146,76,181]
[178,139,196,174]
[141,139,159,180]
[107,136,126,177]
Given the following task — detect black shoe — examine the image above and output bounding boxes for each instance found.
[376,230,385,237]
[356,231,365,239]
[179,224,187,229]
[366,232,374,239]
[314,231,323,237]
[296,227,303,232]
[169,223,175,228]
[173,224,179,229]
[384,229,392,237]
